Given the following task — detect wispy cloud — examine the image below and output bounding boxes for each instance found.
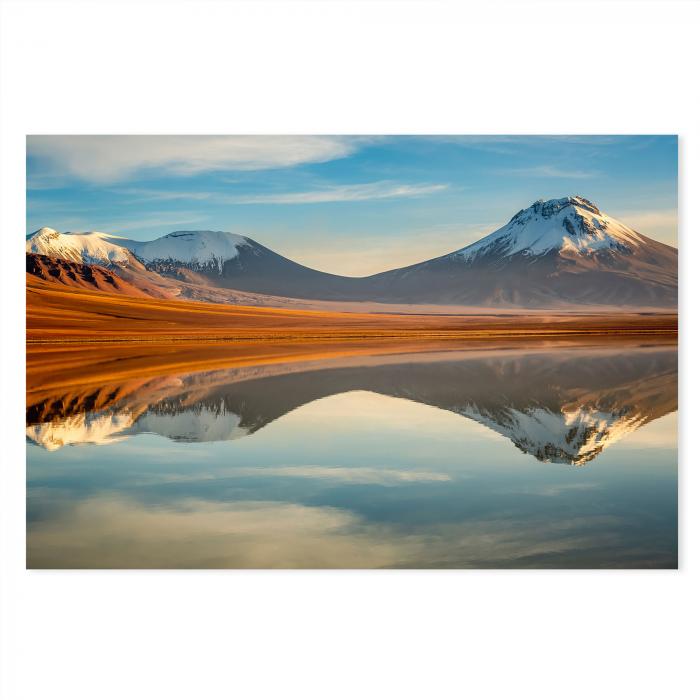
[431,135,624,156]
[113,181,448,206]
[226,181,448,205]
[27,135,368,183]
[495,164,600,179]
[116,188,214,202]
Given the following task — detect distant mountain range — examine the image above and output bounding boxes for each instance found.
[26,196,678,309]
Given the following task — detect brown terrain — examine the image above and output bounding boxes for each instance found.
[27,252,154,297]
[25,251,187,299]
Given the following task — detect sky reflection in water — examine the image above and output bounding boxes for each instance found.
[26,344,677,568]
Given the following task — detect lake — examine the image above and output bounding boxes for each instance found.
[26,341,677,568]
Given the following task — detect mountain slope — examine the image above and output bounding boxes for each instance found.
[125,230,359,298]
[25,228,186,299]
[26,253,155,297]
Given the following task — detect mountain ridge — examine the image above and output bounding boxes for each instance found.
[26,196,678,309]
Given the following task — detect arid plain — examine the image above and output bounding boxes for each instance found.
[27,273,677,394]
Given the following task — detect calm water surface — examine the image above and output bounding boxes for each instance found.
[26,343,677,568]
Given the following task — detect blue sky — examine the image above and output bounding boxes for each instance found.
[27,135,677,276]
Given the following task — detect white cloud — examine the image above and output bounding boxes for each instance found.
[27,135,364,183]
[227,181,448,204]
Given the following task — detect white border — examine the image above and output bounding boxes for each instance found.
[2,2,698,699]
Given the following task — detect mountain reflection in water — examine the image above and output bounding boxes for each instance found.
[27,344,676,466]
[26,343,678,568]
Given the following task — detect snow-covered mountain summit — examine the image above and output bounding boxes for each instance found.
[26,227,132,266]
[126,230,253,273]
[452,196,644,262]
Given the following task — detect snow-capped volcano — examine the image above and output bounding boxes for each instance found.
[453,196,644,261]
[364,195,677,307]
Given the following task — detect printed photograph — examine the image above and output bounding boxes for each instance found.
[25,135,678,568]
